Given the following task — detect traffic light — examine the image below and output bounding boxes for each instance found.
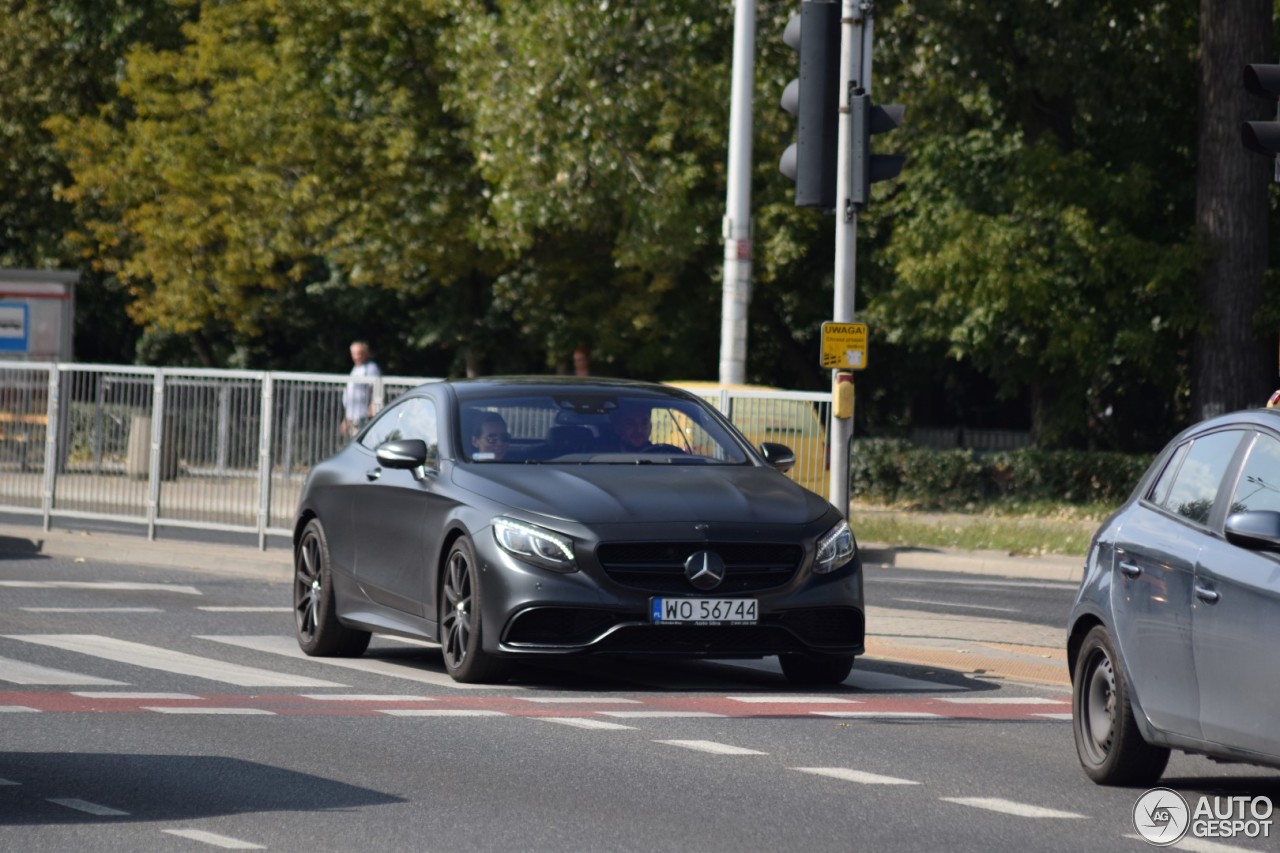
[850,92,905,209]
[1242,64,1280,157]
[779,0,840,210]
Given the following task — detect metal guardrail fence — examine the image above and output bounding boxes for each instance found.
[0,365,832,550]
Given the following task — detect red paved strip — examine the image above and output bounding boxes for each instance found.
[0,691,1071,720]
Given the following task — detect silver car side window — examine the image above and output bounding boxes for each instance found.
[1159,430,1245,525]
[1230,432,1280,514]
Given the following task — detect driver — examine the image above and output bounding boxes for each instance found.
[611,404,655,452]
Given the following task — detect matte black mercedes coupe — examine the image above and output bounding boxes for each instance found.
[292,377,863,684]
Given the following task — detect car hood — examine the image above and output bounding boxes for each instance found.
[451,463,830,525]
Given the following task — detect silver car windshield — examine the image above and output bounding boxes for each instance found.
[458,393,751,465]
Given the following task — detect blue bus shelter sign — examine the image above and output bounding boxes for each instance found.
[0,302,30,352]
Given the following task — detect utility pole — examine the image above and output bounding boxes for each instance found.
[826,2,870,514]
[719,0,756,386]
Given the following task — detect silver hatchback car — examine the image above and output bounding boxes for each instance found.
[1068,409,1280,785]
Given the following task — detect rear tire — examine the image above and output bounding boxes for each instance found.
[294,519,371,657]
[439,536,509,684]
[1072,625,1169,785]
[779,653,855,685]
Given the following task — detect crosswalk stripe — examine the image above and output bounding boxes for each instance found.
[941,797,1087,819]
[725,696,861,704]
[0,581,201,595]
[792,767,920,786]
[1032,713,1073,721]
[48,798,129,816]
[197,607,290,613]
[654,740,766,756]
[812,711,943,719]
[519,697,642,704]
[162,829,265,850]
[143,707,275,715]
[20,608,163,614]
[538,717,636,730]
[381,710,507,717]
[0,706,39,713]
[601,711,725,718]
[938,697,1065,705]
[0,655,126,686]
[199,635,516,690]
[298,694,432,702]
[6,635,342,688]
[73,692,199,700]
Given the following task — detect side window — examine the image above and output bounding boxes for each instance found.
[360,398,439,466]
[1230,433,1280,514]
[1158,430,1244,525]
[1148,442,1190,507]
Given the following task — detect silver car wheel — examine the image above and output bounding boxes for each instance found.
[1080,647,1115,762]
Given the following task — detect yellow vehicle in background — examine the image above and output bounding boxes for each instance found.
[664,382,830,498]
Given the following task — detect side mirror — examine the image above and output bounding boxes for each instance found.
[1224,510,1280,551]
[759,441,796,474]
[376,439,429,470]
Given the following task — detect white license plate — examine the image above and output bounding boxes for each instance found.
[650,598,758,624]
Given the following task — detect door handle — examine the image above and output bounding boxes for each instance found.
[1118,561,1141,578]
[1194,585,1220,604]
[366,467,381,481]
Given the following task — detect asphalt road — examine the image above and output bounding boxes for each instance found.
[2,554,1277,852]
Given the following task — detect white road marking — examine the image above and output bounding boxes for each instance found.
[21,608,162,614]
[197,607,290,613]
[519,697,642,704]
[939,697,1065,705]
[143,707,275,715]
[7,635,341,687]
[199,635,513,690]
[48,798,129,816]
[1033,713,1074,721]
[0,581,201,595]
[654,740,767,756]
[601,711,725,718]
[941,797,1087,819]
[381,709,507,717]
[162,829,265,849]
[725,696,861,704]
[73,692,200,700]
[892,597,1020,613]
[299,694,432,702]
[0,655,126,686]
[539,717,636,730]
[792,767,920,785]
[874,577,1077,591]
[813,711,943,719]
[0,706,38,713]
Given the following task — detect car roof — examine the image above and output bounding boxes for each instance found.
[424,375,697,404]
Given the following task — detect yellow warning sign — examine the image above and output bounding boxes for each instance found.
[820,322,868,370]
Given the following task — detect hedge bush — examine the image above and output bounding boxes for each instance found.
[850,439,1153,509]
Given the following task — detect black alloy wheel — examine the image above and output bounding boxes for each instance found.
[293,518,371,657]
[1072,625,1169,785]
[439,536,508,684]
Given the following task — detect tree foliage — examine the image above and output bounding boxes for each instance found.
[3,0,1274,447]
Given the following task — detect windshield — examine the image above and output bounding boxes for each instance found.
[457,391,751,465]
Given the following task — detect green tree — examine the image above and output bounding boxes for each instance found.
[862,0,1207,448]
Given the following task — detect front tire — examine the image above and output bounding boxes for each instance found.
[779,653,855,685]
[439,536,508,684]
[1072,625,1169,785]
[294,519,371,657]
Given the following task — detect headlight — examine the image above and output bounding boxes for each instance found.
[492,518,577,573]
[814,519,856,574]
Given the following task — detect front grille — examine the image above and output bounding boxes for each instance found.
[596,541,803,594]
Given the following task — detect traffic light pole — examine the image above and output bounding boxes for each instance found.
[828,1,871,516]
[719,0,756,386]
